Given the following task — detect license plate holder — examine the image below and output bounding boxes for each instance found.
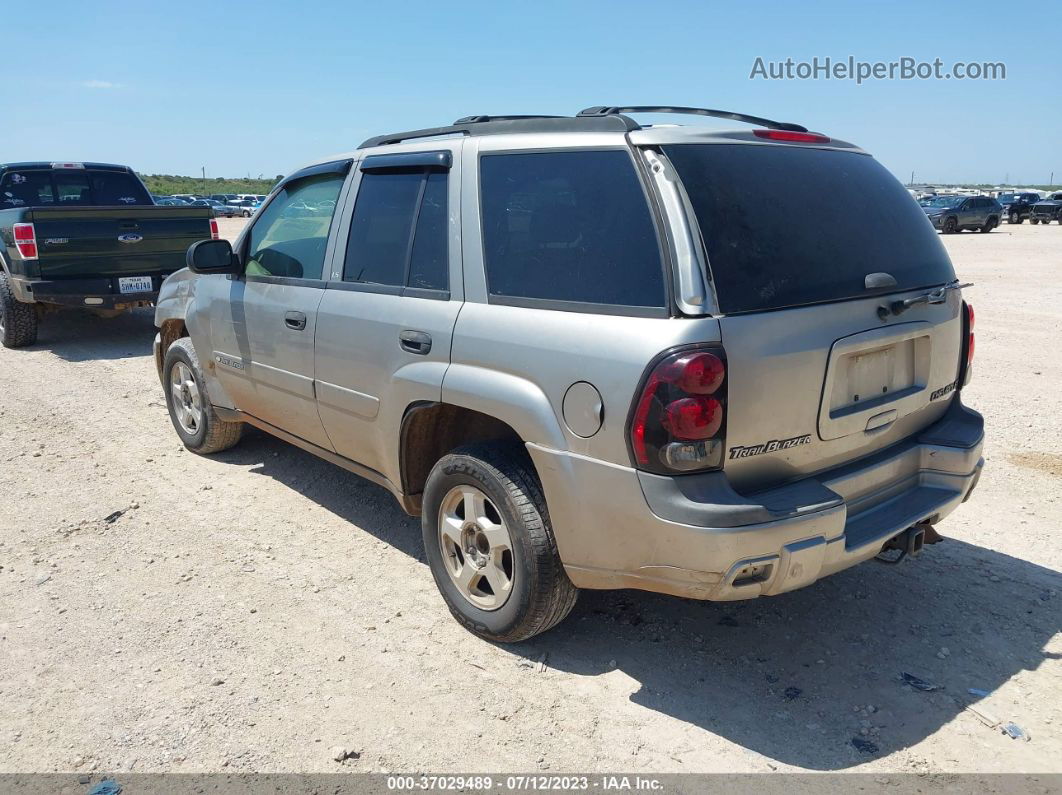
[118,276,153,294]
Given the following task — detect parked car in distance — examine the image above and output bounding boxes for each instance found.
[0,161,215,347]
[189,198,240,218]
[155,196,191,206]
[209,193,239,204]
[227,198,261,218]
[997,192,1042,224]
[155,106,982,642]
[922,195,1001,233]
[1030,192,1062,225]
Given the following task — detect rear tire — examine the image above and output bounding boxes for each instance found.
[0,272,38,349]
[162,337,243,454]
[980,218,995,233]
[1031,218,1040,225]
[421,443,578,642]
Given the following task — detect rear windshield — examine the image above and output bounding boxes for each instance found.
[0,169,151,207]
[663,144,956,313]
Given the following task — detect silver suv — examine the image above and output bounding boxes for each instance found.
[154,106,984,642]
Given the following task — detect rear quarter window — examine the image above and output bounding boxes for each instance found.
[479,150,666,311]
[664,144,956,313]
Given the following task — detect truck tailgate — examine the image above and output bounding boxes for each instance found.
[27,206,213,278]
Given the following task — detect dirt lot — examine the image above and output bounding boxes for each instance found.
[1,217,1060,775]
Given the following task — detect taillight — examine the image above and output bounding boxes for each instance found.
[965,301,975,369]
[209,218,220,240]
[629,348,727,474]
[753,129,832,144]
[13,222,38,260]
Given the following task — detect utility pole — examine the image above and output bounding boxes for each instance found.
[201,166,206,180]
[909,170,914,186]
[1051,171,1055,187]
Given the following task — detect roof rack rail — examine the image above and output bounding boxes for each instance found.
[452,114,565,124]
[358,114,638,149]
[577,105,808,133]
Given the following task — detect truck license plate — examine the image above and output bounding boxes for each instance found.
[118,276,153,294]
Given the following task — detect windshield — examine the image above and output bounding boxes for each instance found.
[998,193,1017,202]
[664,144,956,313]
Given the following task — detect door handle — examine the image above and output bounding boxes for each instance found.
[284,311,307,331]
[399,330,432,355]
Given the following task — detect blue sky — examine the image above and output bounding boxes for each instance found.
[7,0,1060,185]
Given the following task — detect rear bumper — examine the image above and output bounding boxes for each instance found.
[11,274,168,308]
[529,399,984,601]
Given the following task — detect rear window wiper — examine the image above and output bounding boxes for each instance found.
[881,279,971,318]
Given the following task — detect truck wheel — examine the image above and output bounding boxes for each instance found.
[1008,211,1020,224]
[0,272,38,349]
[1031,218,1040,225]
[163,337,243,454]
[421,443,578,642]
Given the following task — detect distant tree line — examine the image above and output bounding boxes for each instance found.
[138,173,283,196]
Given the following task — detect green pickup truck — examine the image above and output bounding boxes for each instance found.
[0,162,216,348]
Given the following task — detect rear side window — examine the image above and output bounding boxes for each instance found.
[343,169,449,291]
[479,151,665,309]
[664,144,957,313]
[245,172,345,280]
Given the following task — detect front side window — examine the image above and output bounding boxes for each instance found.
[343,169,449,291]
[479,150,665,309]
[245,172,345,280]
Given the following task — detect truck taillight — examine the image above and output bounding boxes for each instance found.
[965,301,975,368]
[629,348,727,474]
[13,223,38,260]
[209,219,220,240]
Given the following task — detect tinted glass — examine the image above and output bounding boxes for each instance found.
[54,173,92,204]
[245,172,345,280]
[343,171,422,287]
[480,151,665,308]
[408,172,448,290]
[1,171,53,207]
[1,169,151,207]
[664,144,956,313]
[90,171,151,204]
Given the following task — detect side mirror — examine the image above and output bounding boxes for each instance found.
[187,239,240,275]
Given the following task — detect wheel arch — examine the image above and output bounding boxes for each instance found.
[399,402,532,507]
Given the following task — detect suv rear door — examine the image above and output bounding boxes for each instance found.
[660,141,965,491]
[313,144,462,486]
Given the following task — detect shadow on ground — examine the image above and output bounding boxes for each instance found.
[20,308,156,362]
[220,427,1061,771]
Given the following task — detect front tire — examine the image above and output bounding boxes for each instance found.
[162,337,243,454]
[421,443,578,642]
[1031,218,1040,225]
[942,217,958,234]
[0,272,38,349]
[1009,211,1020,224]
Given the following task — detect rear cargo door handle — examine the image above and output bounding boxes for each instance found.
[284,311,307,331]
[119,221,140,230]
[399,330,432,355]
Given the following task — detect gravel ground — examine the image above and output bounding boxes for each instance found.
[1,218,1060,775]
